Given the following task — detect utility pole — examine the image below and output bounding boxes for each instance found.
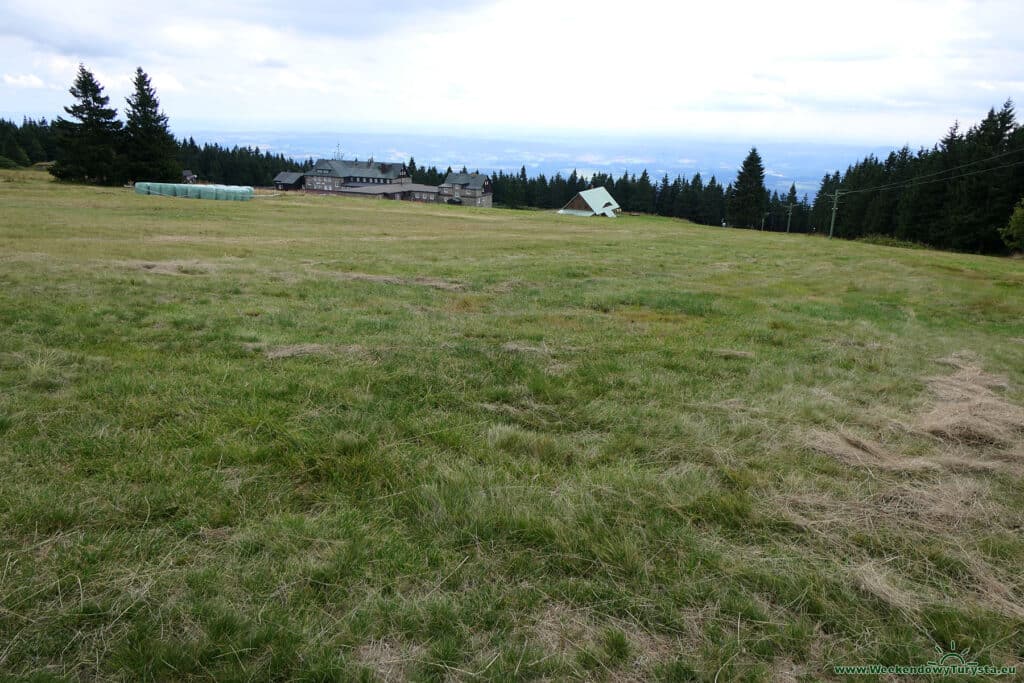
[785,202,794,233]
[828,190,842,239]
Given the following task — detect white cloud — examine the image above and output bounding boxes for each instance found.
[0,0,1021,143]
[3,73,45,88]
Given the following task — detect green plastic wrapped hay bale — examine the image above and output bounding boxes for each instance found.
[136,182,253,201]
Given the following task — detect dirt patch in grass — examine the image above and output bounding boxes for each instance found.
[355,639,425,682]
[545,360,573,376]
[490,279,529,293]
[713,348,754,359]
[264,343,330,359]
[501,341,550,354]
[769,658,807,683]
[915,352,1024,447]
[354,235,443,242]
[123,259,214,275]
[316,270,464,291]
[829,338,884,351]
[531,602,677,677]
[148,235,317,246]
[198,526,234,544]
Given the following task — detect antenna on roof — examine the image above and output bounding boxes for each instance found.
[334,143,343,160]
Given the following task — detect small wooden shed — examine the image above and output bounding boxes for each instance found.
[273,172,304,191]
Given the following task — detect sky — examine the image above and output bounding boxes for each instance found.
[1,0,1023,147]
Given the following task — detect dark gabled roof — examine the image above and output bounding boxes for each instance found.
[442,172,489,190]
[182,169,196,177]
[308,159,406,180]
[327,183,440,196]
[273,172,303,184]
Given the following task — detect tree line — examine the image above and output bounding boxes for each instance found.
[0,117,58,167]
[809,100,1024,253]
[421,101,1023,253]
[7,64,1021,252]
[425,151,813,233]
[177,138,309,187]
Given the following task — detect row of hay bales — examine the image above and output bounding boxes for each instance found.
[134,182,254,201]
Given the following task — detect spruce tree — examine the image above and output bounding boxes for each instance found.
[124,67,180,182]
[729,148,767,228]
[51,64,122,184]
[634,170,654,213]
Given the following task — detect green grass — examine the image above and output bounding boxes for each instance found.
[1,167,1023,680]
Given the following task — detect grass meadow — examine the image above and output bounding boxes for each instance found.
[1,167,1023,680]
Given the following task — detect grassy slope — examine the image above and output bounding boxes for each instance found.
[1,168,1022,681]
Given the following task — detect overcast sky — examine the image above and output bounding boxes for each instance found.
[2,0,1022,145]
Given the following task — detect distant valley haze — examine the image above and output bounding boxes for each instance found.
[175,129,897,198]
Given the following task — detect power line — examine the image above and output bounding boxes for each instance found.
[820,155,1024,238]
[836,146,1024,196]
[841,158,1024,196]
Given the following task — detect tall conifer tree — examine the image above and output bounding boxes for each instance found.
[729,148,767,228]
[51,64,122,184]
[124,67,180,182]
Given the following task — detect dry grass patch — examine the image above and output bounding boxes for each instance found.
[870,477,1003,531]
[916,352,1024,447]
[851,561,924,616]
[806,430,938,472]
[809,351,1024,474]
[778,472,1007,538]
[241,343,367,360]
[961,562,1024,621]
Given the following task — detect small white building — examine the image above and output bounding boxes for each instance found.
[557,187,621,217]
